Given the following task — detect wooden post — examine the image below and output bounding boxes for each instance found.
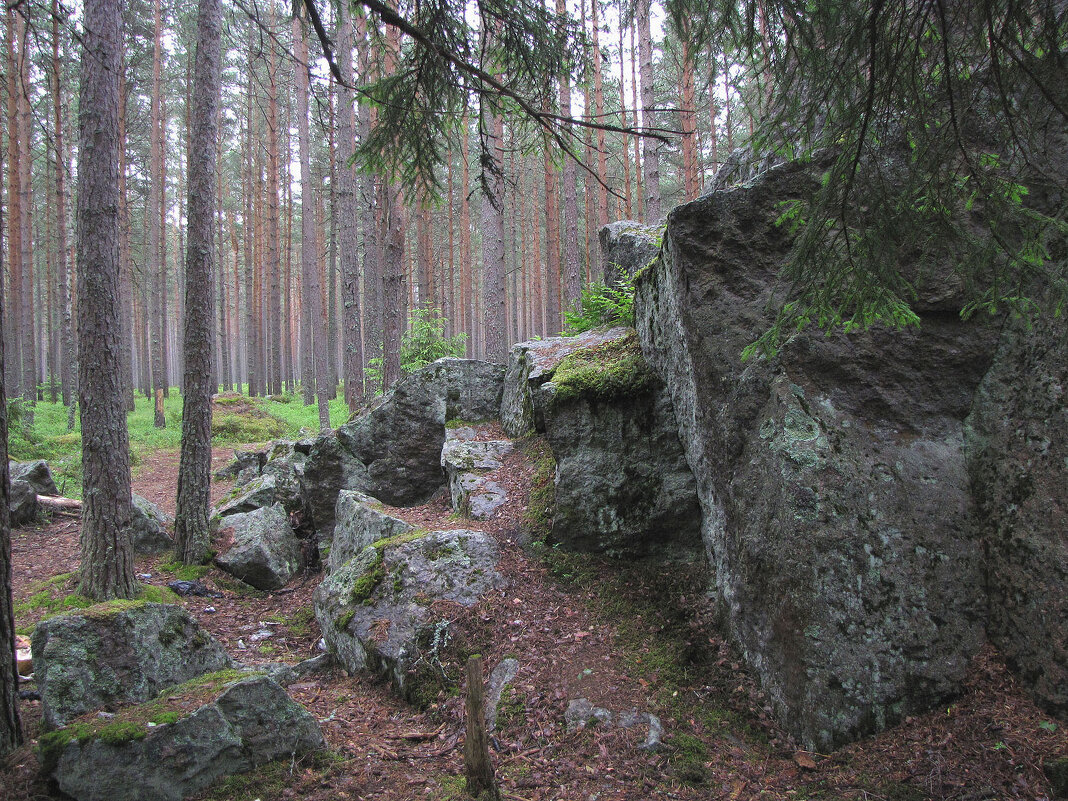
[463,656,499,800]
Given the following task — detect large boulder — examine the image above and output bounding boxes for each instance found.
[32,602,232,728]
[212,474,283,519]
[303,359,504,540]
[542,330,701,558]
[213,449,267,481]
[10,459,59,496]
[598,221,660,287]
[500,327,632,438]
[634,159,997,749]
[40,673,324,801]
[314,529,506,703]
[128,493,173,554]
[329,490,415,571]
[966,313,1068,718]
[9,478,38,526]
[213,504,302,591]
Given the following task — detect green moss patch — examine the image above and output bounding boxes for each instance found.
[14,577,178,636]
[351,550,386,605]
[371,528,429,550]
[550,330,655,406]
[158,557,212,582]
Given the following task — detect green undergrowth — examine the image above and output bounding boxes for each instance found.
[201,751,348,801]
[265,606,316,638]
[14,574,178,636]
[7,387,352,498]
[519,437,555,541]
[157,557,212,582]
[549,329,655,406]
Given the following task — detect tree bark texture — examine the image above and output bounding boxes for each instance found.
[174,0,221,565]
[637,0,660,221]
[76,0,138,601]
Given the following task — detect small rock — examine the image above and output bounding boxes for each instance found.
[486,658,519,731]
[214,504,302,591]
[128,494,173,554]
[9,459,59,496]
[249,628,274,643]
[203,606,216,614]
[9,479,38,527]
[167,580,220,598]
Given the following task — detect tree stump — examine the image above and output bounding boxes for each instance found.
[463,655,499,801]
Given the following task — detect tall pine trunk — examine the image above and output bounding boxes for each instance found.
[76,0,137,601]
[174,0,221,565]
[637,0,660,221]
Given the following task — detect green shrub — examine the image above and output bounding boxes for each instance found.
[401,308,467,372]
[563,276,635,335]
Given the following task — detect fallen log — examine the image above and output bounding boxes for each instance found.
[37,495,83,512]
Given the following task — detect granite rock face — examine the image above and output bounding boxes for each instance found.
[42,675,324,801]
[9,478,38,526]
[10,459,59,496]
[634,159,998,749]
[128,493,173,554]
[598,220,660,286]
[441,438,514,520]
[541,330,701,559]
[214,504,302,590]
[32,602,232,728]
[314,529,506,703]
[500,328,632,438]
[329,490,415,571]
[966,314,1068,718]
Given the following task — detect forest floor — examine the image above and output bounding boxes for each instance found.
[3,436,1066,801]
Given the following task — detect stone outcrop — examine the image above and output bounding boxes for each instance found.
[213,504,302,590]
[634,159,1000,748]
[500,327,632,438]
[540,330,701,558]
[303,359,504,539]
[41,673,324,801]
[10,459,59,496]
[966,314,1068,717]
[128,493,173,554]
[314,529,506,704]
[329,490,415,570]
[32,602,232,728]
[598,221,660,287]
[441,437,513,520]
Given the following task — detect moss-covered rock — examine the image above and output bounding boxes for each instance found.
[314,529,506,704]
[330,490,415,571]
[32,601,232,728]
[41,674,323,801]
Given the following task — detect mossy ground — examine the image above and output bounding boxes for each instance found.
[14,576,179,636]
[519,437,555,541]
[549,329,655,406]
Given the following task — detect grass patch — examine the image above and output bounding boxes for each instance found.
[202,751,347,801]
[157,558,211,582]
[266,606,316,638]
[549,329,655,406]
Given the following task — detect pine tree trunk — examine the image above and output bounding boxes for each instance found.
[680,32,700,199]
[338,4,363,409]
[637,0,660,221]
[76,0,137,601]
[480,34,507,364]
[149,0,166,426]
[5,12,21,403]
[591,0,609,231]
[293,15,331,431]
[174,0,221,565]
[266,28,282,396]
[0,115,23,759]
[542,132,560,333]
[557,0,582,316]
[17,13,36,419]
[51,1,74,410]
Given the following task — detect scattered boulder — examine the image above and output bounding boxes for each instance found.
[212,474,283,519]
[500,327,632,438]
[303,359,505,540]
[966,313,1068,718]
[485,657,519,731]
[599,221,660,286]
[259,440,307,511]
[10,459,59,496]
[214,504,302,591]
[314,529,506,703]
[442,438,513,520]
[634,158,996,749]
[40,673,324,801]
[542,329,701,558]
[128,493,173,554]
[565,698,662,751]
[329,490,415,571]
[32,601,232,729]
[9,478,39,526]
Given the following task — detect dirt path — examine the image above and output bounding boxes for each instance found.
[4,439,1065,801]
